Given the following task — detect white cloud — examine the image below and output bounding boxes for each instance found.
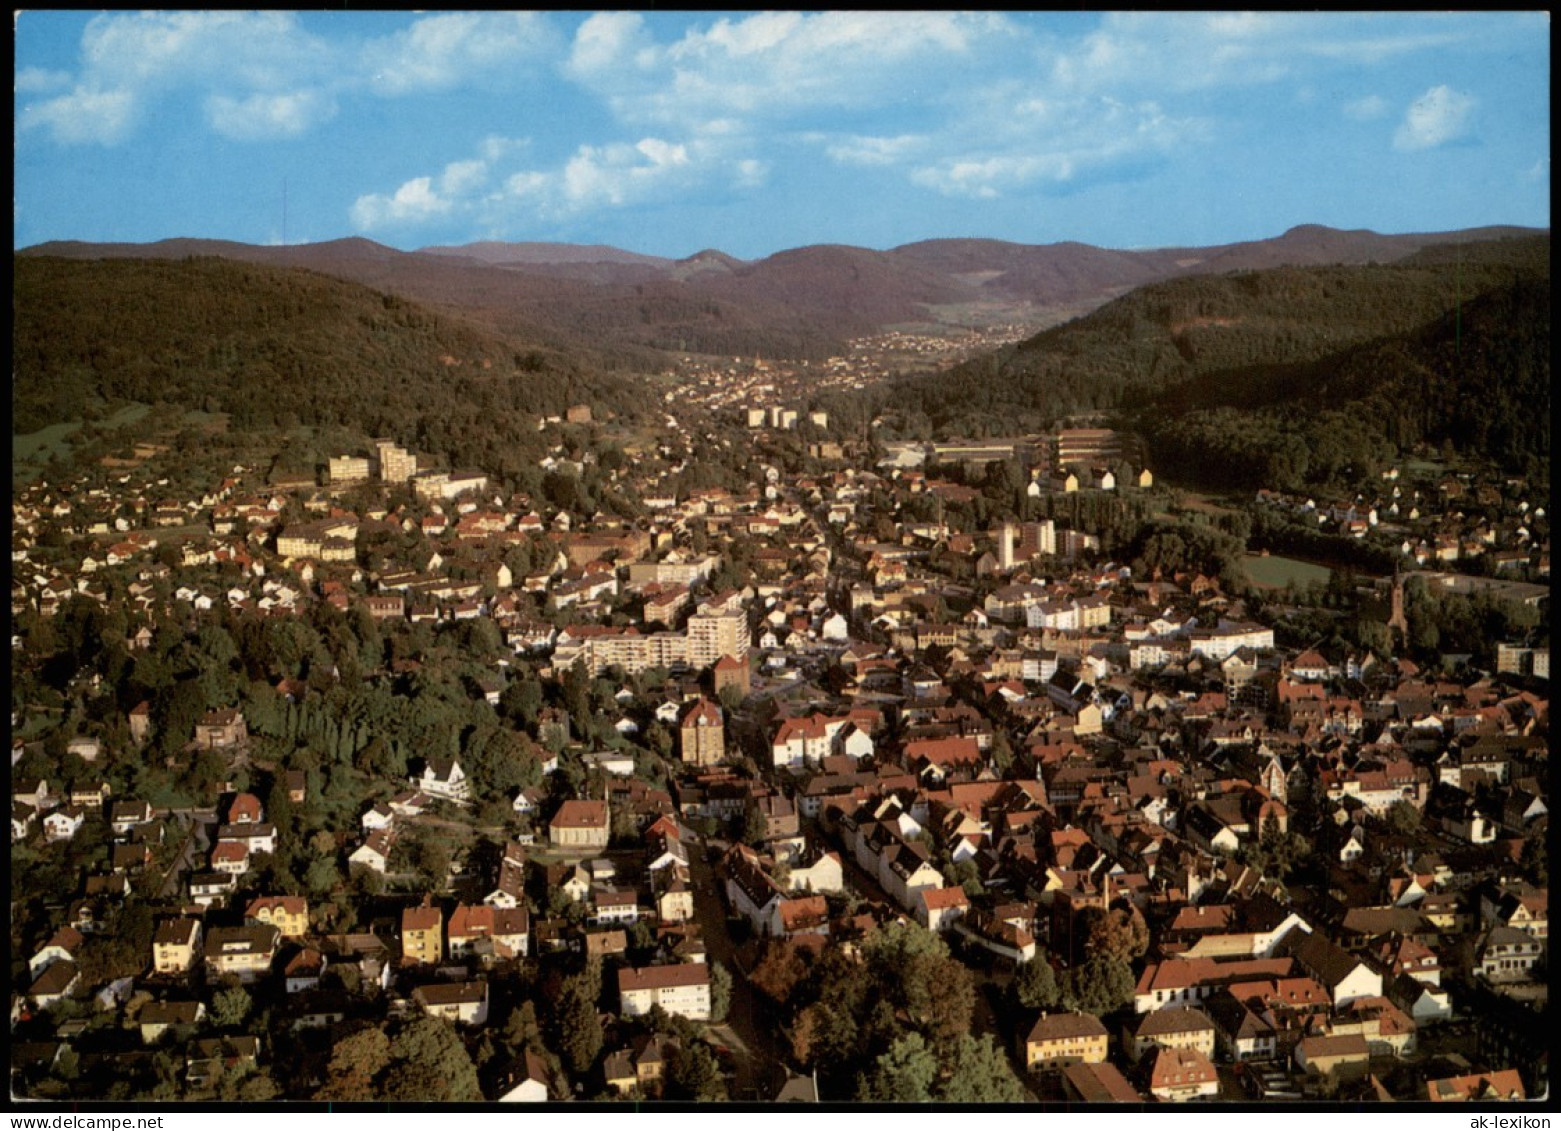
[362,12,557,95]
[15,66,73,94]
[350,176,452,230]
[21,11,335,146]
[349,125,766,237]
[207,90,337,140]
[912,154,1073,199]
[905,94,1199,200]
[440,160,489,198]
[733,159,769,188]
[1393,85,1477,151]
[21,11,552,148]
[568,10,1016,128]
[826,135,927,167]
[1343,95,1389,121]
[17,86,137,145]
[1052,12,1484,95]
[479,136,530,163]
[566,11,653,78]
[80,11,327,90]
[561,137,696,210]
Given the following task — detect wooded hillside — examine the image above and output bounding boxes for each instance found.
[14,256,644,483]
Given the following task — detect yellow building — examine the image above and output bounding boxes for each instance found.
[152,918,202,975]
[550,800,611,851]
[1025,1011,1109,1071]
[401,897,444,965]
[247,896,309,940]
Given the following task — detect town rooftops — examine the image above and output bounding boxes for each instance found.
[552,800,609,827]
[617,964,711,993]
[1027,1011,1108,1043]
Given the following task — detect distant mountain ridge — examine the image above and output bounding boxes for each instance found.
[18,223,1547,363]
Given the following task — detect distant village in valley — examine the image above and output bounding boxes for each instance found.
[10,360,1550,1104]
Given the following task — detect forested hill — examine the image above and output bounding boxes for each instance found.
[13,255,641,482]
[863,234,1548,487]
[1142,272,1550,490]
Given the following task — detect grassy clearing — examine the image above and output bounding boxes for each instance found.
[14,402,157,477]
[14,421,83,464]
[1177,491,1243,517]
[104,403,151,428]
[1242,553,1332,590]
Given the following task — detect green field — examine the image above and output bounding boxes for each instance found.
[1242,553,1333,590]
[13,421,82,464]
[14,402,154,467]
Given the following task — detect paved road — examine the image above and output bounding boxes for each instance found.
[686,835,788,1100]
[157,813,210,899]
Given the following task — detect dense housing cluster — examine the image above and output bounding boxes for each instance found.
[10,362,1549,1104]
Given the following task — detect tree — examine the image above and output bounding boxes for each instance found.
[1385,800,1422,836]
[501,999,544,1054]
[939,1033,1027,1103]
[1082,905,1150,963]
[666,1040,726,1101]
[856,1032,937,1103]
[750,940,811,1007]
[1061,953,1135,1015]
[499,678,544,727]
[210,986,252,1031]
[860,921,975,1044]
[708,960,733,1024]
[1011,953,1061,1011]
[304,855,342,897]
[551,968,604,1074]
[384,1017,482,1102]
[402,826,452,892]
[738,803,769,848]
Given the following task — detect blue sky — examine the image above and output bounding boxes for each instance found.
[14,11,1551,259]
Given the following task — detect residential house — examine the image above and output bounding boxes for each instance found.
[550,799,611,850]
[185,1036,262,1091]
[195,708,248,749]
[152,918,203,976]
[28,928,85,981]
[1024,1011,1109,1072]
[246,896,308,939]
[43,805,86,842]
[203,924,280,983]
[1425,1070,1526,1102]
[617,963,712,1021]
[110,798,155,836]
[1126,1006,1218,1063]
[1146,1045,1220,1102]
[1295,1033,1372,1082]
[413,979,489,1026]
[1476,926,1544,982]
[138,1000,205,1045]
[1288,931,1383,1007]
[917,886,970,933]
[402,897,444,965]
[416,757,472,805]
[350,829,395,875]
[495,1049,553,1102]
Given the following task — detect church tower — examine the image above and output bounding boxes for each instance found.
[1386,568,1409,650]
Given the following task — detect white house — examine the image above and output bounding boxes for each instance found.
[617,963,711,1021]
